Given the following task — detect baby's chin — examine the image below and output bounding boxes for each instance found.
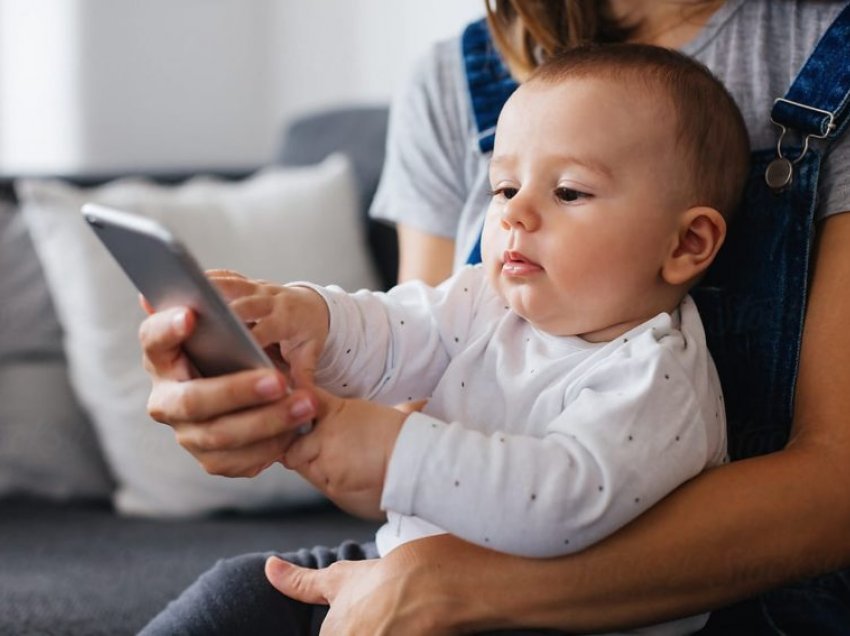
[499,293,571,336]
[499,292,619,340]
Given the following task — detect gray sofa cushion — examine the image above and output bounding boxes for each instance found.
[0,360,113,500]
[0,201,114,501]
[277,105,397,289]
[0,498,378,635]
[0,200,63,361]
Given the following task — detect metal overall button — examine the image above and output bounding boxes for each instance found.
[766,98,836,193]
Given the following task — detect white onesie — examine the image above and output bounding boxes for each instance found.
[308,264,728,560]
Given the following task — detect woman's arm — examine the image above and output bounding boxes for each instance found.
[396,223,454,285]
[269,212,850,633]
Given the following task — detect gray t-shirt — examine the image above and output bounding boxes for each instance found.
[370,0,850,271]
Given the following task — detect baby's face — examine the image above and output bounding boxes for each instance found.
[482,76,687,341]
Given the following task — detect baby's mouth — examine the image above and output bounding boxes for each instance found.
[502,250,543,276]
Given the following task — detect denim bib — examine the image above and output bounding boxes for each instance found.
[462,11,850,460]
[462,7,850,630]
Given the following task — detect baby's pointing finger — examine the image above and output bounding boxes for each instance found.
[229,295,275,325]
[208,275,260,301]
[204,268,247,279]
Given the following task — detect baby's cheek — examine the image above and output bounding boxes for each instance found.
[479,208,505,257]
[485,265,507,303]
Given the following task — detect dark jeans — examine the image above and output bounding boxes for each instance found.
[701,570,850,635]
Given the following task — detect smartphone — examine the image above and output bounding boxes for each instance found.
[82,203,279,378]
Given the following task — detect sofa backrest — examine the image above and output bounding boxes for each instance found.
[0,105,396,289]
[276,105,396,289]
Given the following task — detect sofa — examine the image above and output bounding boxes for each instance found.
[0,106,395,635]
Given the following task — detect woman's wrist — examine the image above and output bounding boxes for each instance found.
[386,535,538,633]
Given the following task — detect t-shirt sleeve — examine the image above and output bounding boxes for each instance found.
[819,132,850,220]
[381,340,721,558]
[369,38,470,239]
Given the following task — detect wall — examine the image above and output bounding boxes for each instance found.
[0,0,484,175]
[0,0,82,173]
[269,0,484,127]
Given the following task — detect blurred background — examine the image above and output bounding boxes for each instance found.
[0,0,484,175]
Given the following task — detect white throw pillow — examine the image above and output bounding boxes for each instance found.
[17,155,379,516]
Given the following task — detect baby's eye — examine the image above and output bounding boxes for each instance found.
[490,186,519,200]
[555,187,589,202]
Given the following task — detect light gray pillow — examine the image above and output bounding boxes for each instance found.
[0,201,114,500]
[17,156,378,517]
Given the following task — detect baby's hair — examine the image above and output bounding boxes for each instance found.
[528,43,751,220]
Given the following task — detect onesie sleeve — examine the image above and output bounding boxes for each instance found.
[303,266,486,406]
[381,336,720,558]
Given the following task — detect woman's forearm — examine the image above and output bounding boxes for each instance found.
[396,223,455,285]
[411,447,850,633]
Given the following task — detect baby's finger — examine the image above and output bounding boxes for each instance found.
[208,274,259,302]
[204,268,247,280]
[230,295,275,325]
[138,308,195,377]
[281,427,322,471]
[309,385,343,420]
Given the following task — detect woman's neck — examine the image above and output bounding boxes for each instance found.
[608,0,726,48]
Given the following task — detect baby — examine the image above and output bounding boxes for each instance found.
[268,42,749,558]
[144,43,750,635]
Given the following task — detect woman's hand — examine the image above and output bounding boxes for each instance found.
[139,304,319,478]
[265,535,485,636]
[282,386,407,519]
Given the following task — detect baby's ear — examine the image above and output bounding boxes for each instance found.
[661,206,726,286]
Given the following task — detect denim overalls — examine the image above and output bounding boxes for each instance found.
[462,8,850,632]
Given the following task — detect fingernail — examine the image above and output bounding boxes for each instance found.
[172,310,187,336]
[265,556,289,578]
[256,376,284,399]
[290,398,314,420]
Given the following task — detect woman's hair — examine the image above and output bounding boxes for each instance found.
[484,1,717,80]
[484,1,631,79]
[528,44,751,219]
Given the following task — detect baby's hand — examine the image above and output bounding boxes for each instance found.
[282,386,407,520]
[206,269,329,387]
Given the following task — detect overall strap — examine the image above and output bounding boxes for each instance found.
[461,19,517,265]
[461,19,519,154]
[766,2,850,190]
[694,3,850,460]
